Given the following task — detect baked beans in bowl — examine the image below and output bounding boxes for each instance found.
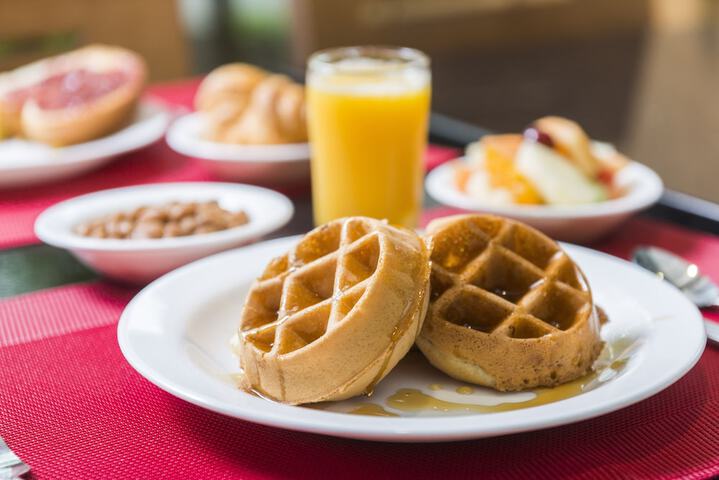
[75,200,250,239]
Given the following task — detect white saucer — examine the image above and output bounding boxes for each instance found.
[0,101,171,189]
[426,153,663,243]
[166,112,310,185]
[117,236,705,442]
[35,182,293,284]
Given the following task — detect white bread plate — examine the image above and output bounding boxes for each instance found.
[166,112,310,185]
[0,101,171,189]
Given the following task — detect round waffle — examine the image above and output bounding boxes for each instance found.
[417,214,602,391]
[234,217,431,404]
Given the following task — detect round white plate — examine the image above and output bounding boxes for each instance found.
[35,182,293,284]
[426,156,663,243]
[118,236,705,442]
[166,112,310,185]
[0,101,171,189]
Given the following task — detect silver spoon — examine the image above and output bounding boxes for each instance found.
[632,246,719,343]
[0,436,30,479]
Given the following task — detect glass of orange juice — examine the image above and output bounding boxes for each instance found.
[307,46,431,227]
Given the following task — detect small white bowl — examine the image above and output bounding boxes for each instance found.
[426,152,663,243]
[166,112,310,185]
[0,101,171,189]
[35,182,294,283]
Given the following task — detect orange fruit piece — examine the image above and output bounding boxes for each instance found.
[454,165,472,192]
[482,135,543,204]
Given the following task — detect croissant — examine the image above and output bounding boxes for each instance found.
[195,64,307,144]
[195,63,266,113]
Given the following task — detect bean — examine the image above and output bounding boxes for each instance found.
[75,200,249,240]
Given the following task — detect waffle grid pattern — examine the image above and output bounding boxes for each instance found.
[430,216,592,340]
[241,218,381,355]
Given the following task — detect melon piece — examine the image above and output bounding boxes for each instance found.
[516,141,607,205]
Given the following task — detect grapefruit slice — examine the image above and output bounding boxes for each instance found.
[0,44,146,146]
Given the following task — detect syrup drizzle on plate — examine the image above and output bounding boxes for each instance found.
[309,332,639,417]
[234,306,642,417]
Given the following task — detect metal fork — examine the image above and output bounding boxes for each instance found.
[0,437,29,480]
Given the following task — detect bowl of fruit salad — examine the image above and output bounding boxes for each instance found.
[425,116,663,242]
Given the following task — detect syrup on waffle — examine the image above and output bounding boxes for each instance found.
[418,214,603,391]
[234,217,431,404]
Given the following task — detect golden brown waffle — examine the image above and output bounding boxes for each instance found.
[234,217,431,404]
[417,214,602,391]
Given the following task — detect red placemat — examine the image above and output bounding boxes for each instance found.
[1,215,718,480]
[0,141,215,249]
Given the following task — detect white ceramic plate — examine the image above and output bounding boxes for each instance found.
[166,112,310,185]
[117,236,705,442]
[35,182,293,284]
[426,154,663,243]
[0,101,171,189]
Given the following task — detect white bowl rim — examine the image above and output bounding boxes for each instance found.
[34,182,294,252]
[0,100,172,172]
[426,156,664,219]
[166,112,310,163]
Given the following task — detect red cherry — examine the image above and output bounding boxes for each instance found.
[597,168,614,186]
[523,127,554,148]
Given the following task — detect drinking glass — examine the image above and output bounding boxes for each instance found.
[307,46,431,227]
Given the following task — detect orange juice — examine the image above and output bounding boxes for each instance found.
[307,48,431,227]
